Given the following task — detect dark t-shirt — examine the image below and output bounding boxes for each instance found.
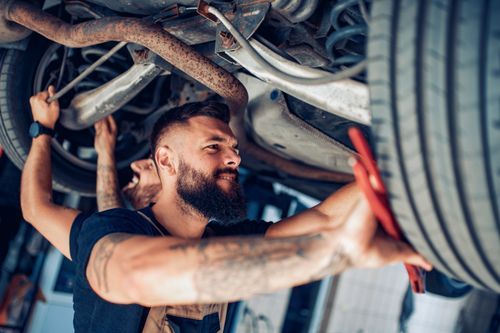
[69,206,272,333]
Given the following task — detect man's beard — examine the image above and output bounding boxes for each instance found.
[176,160,246,223]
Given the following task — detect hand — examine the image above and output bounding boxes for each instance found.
[337,195,433,271]
[94,116,118,157]
[29,85,59,129]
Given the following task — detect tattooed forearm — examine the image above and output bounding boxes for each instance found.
[96,164,124,211]
[90,233,134,292]
[168,232,351,303]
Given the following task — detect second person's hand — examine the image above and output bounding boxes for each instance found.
[94,115,118,157]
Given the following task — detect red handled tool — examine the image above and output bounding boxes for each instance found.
[348,127,426,293]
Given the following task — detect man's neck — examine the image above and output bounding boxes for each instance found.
[151,192,209,240]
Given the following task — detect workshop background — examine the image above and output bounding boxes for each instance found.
[0,156,498,333]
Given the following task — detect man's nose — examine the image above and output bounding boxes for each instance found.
[131,159,154,171]
[130,161,140,173]
[224,148,241,167]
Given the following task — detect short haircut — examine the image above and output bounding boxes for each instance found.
[150,101,230,155]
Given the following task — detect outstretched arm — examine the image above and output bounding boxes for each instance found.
[94,116,124,211]
[20,87,79,259]
[86,197,431,306]
[265,182,360,238]
[266,182,430,269]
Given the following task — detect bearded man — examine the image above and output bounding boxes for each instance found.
[21,87,431,333]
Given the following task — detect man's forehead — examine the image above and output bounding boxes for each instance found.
[158,115,237,148]
[185,116,236,143]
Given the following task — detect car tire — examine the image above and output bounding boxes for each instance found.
[0,36,98,196]
[368,0,500,291]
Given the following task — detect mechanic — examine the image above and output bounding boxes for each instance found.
[20,87,431,333]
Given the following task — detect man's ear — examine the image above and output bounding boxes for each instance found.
[155,146,176,176]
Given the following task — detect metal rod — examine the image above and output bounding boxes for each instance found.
[48,41,127,102]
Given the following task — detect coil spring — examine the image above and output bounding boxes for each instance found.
[74,46,129,92]
[325,0,368,67]
[272,0,321,23]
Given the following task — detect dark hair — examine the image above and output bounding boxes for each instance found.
[150,101,230,155]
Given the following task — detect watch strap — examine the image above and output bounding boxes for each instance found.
[38,123,55,137]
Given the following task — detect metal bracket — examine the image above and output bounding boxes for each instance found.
[198,0,270,57]
[215,1,270,54]
[150,4,181,24]
[126,43,173,73]
[227,38,371,125]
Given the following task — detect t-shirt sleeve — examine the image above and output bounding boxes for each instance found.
[72,209,150,280]
[69,211,92,261]
[209,219,274,236]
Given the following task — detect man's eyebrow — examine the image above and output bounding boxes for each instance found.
[207,135,238,148]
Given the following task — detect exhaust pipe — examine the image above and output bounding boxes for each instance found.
[4,0,248,116]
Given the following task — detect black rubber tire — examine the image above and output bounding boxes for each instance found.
[0,36,97,196]
[368,0,500,291]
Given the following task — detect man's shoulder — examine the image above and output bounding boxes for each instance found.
[74,208,150,240]
[70,208,151,264]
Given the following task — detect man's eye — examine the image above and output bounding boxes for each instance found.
[234,148,240,155]
[206,144,219,150]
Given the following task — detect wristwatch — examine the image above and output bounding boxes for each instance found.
[29,121,55,138]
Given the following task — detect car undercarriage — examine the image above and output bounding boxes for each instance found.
[0,0,498,293]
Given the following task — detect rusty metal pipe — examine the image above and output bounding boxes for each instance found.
[5,0,247,115]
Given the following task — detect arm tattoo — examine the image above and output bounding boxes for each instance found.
[169,233,351,303]
[96,164,124,211]
[91,233,133,293]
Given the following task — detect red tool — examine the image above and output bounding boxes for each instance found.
[348,127,426,293]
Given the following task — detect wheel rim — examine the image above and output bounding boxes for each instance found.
[32,42,156,172]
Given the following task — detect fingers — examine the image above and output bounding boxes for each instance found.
[47,85,59,108]
[30,87,56,106]
[375,236,433,271]
[94,116,117,135]
[107,115,117,134]
[30,91,49,103]
[94,118,105,132]
[397,243,433,271]
[48,85,56,97]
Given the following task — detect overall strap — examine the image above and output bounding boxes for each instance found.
[136,210,166,236]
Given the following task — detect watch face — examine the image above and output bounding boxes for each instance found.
[29,121,54,138]
[29,122,41,138]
